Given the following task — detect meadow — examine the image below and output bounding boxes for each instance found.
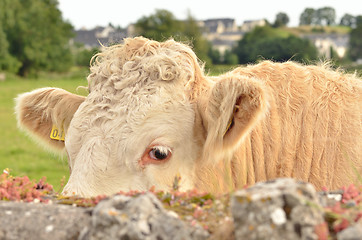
[0,70,89,190]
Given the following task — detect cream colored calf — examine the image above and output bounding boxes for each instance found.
[16,37,362,197]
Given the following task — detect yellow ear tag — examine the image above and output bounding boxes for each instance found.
[223,107,237,137]
[50,125,65,141]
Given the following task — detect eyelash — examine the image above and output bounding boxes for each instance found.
[141,145,172,165]
[150,146,171,159]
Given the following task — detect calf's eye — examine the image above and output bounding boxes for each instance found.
[141,145,172,166]
[149,146,171,161]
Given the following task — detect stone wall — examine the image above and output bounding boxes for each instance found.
[0,178,361,240]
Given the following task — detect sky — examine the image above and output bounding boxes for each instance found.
[58,0,362,30]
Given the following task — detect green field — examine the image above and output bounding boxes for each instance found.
[0,74,89,191]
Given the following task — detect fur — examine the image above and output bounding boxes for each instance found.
[195,61,362,192]
[15,37,362,197]
[15,88,85,153]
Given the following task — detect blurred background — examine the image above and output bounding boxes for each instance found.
[0,0,361,189]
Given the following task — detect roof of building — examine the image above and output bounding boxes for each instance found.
[74,27,127,48]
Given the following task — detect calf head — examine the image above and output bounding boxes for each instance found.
[16,37,268,197]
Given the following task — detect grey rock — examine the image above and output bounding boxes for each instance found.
[0,201,91,240]
[2,178,357,240]
[337,222,362,240]
[231,178,324,240]
[81,192,209,240]
[318,190,343,207]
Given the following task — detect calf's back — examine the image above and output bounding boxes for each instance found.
[196,61,362,192]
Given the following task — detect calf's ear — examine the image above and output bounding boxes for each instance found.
[197,74,268,164]
[15,88,85,153]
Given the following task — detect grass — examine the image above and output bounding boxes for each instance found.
[0,73,89,191]
[206,64,239,76]
[285,25,352,36]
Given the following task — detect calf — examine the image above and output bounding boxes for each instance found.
[16,37,362,197]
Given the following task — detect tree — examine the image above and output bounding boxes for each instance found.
[0,21,21,72]
[0,0,21,73]
[234,26,286,63]
[134,9,183,41]
[299,8,316,25]
[340,14,356,27]
[74,46,99,67]
[300,7,336,26]
[273,12,289,28]
[349,16,362,61]
[315,7,336,26]
[0,0,74,76]
[224,50,239,65]
[234,26,318,64]
[135,9,211,65]
[356,15,362,27]
[181,11,212,66]
[208,48,221,64]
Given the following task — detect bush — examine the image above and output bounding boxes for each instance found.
[224,50,239,65]
[74,47,99,67]
[234,26,318,64]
